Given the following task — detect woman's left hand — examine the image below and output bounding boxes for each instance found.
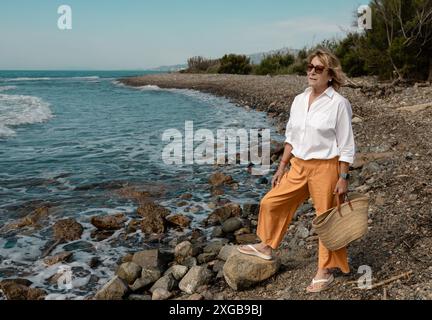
[333,178,348,195]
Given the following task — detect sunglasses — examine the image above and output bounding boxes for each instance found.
[307,63,327,74]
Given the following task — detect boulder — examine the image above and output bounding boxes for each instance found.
[94,276,128,300]
[166,214,191,228]
[137,201,170,234]
[152,288,173,300]
[130,268,161,291]
[91,213,126,230]
[0,279,45,300]
[116,262,142,284]
[131,249,170,270]
[149,274,176,293]
[222,217,243,233]
[178,266,213,294]
[52,218,83,242]
[209,172,234,187]
[235,233,259,245]
[217,245,238,261]
[174,241,193,262]
[164,265,188,280]
[223,252,280,290]
[205,204,242,226]
[43,252,73,266]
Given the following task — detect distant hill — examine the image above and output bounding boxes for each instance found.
[149,47,300,71]
[247,47,300,65]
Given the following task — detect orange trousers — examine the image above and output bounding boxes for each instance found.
[256,155,350,273]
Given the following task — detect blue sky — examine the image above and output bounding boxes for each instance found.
[0,0,365,70]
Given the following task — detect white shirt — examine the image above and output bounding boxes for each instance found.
[284,86,356,165]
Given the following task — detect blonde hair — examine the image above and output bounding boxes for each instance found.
[307,48,346,91]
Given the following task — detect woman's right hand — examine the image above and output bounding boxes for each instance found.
[271,168,285,188]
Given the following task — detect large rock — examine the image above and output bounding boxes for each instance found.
[94,276,128,300]
[130,268,161,291]
[52,218,83,242]
[222,217,243,233]
[205,204,242,226]
[217,245,238,261]
[137,201,170,234]
[235,233,259,244]
[178,266,213,294]
[0,279,45,300]
[116,262,142,284]
[203,240,227,256]
[209,172,234,187]
[152,287,173,300]
[223,252,280,290]
[174,241,193,262]
[91,213,127,230]
[241,203,259,218]
[131,249,170,270]
[149,274,176,293]
[166,214,191,228]
[0,206,51,234]
[164,265,188,280]
[43,252,73,266]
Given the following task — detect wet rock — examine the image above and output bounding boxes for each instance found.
[175,241,193,262]
[149,274,176,293]
[43,252,73,266]
[222,217,243,233]
[152,287,173,300]
[0,284,46,300]
[1,206,51,234]
[137,201,170,234]
[205,203,242,226]
[116,262,142,284]
[166,214,191,228]
[132,249,170,270]
[187,293,204,300]
[257,177,268,185]
[164,265,188,280]
[211,188,225,196]
[176,201,188,207]
[179,193,193,200]
[209,172,234,187]
[90,229,115,241]
[127,219,141,233]
[178,266,213,294]
[63,241,94,253]
[52,218,83,242]
[91,213,127,230]
[94,276,129,300]
[223,252,280,290]
[242,203,259,218]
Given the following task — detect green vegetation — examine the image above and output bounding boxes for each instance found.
[184,0,432,82]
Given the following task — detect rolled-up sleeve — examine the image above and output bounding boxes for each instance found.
[336,99,355,165]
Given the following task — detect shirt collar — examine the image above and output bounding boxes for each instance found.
[305,86,335,98]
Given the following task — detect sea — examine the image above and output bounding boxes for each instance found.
[0,70,284,299]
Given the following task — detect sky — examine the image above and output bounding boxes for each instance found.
[0,0,365,70]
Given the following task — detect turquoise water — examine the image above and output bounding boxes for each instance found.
[0,70,282,299]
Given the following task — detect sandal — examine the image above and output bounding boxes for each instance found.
[306,274,334,293]
[237,244,273,260]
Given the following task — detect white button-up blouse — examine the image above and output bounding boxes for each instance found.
[284,86,356,165]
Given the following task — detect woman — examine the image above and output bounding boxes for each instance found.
[238,48,356,293]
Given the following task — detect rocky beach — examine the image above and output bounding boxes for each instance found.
[1,73,431,300]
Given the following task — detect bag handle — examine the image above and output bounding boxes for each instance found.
[335,192,354,218]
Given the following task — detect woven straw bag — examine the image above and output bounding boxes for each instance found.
[312,192,370,251]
